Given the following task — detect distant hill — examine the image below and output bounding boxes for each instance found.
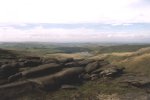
[96,44,150,53]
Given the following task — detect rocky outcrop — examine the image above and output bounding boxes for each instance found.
[61,84,77,90]
[23,60,42,67]
[0,63,19,78]
[100,67,124,77]
[21,63,62,78]
[85,61,100,73]
[0,57,124,92]
[120,75,150,88]
[29,67,84,91]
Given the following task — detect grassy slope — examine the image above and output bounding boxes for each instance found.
[0,49,19,59]
[92,47,150,76]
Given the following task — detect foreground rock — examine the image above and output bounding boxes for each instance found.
[85,61,100,73]
[100,66,124,78]
[120,75,150,88]
[8,63,62,81]
[0,58,124,92]
[29,67,84,91]
[61,84,77,90]
[0,63,19,78]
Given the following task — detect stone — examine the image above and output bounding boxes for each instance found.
[8,73,22,82]
[78,59,95,66]
[58,58,74,63]
[121,76,150,88]
[100,67,124,77]
[90,74,99,80]
[81,74,91,80]
[61,85,77,89]
[0,63,19,78]
[21,63,62,78]
[24,60,42,67]
[64,62,79,67]
[85,61,100,73]
[29,67,84,91]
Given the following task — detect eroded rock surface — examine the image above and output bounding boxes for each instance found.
[0,57,124,94]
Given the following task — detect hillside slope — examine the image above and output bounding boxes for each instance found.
[92,47,150,76]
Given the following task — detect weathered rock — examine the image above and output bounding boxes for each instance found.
[17,62,26,68]
[42,58,58,64]
[0,79,8,85]
[21,63,62,78]
[25,56,41,60]
[1,63,19,70]
[64,62,79,67]
[0,80,30,90]
[91,68,102,74]
[90,74,99,80]
[78,59,95,66]
[61,84,77,90]
[120,76,150,88]
[18,58,26,62]
[58,58,74,63]
[29,67,84,91]
[0,63,19,78]
[85,61,100,73]
[99,60,109,66]
[100,67,124,77]
[0,62,3,67]
[8,73,22,82]
[24,60,42,67]
[81,73,91,80]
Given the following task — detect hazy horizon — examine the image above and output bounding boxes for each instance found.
[0,0,150,43]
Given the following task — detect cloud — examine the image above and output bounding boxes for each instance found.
[0,0,149,43]
[0,0,150,24]
[0,25,150,42]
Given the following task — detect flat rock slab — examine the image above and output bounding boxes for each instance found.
[61,84,77,90]
[120,75,150,88]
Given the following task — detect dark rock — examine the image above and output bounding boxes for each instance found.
[21,63,62,78]
[0,62,3,67]
[61,84,77,89]
[29,67,84,91]
[18,58,26,62]
[24,60,42,67]
[91,68,102,74]
[1,62,19,70]
[25,56,41,60]
[78,59,95,66]
[17,62,26,68]
[90,74,99,80]
[100,67,124,77]
[58,58,74,63]
[0,80,30,90]
[8,73,22,82]
[42,58,58,64]
[81,74,91,80]
[85,61,100,73]
[0,79,8,85]
[120,76,150,88]
[99,60,109,66]
[0,63,19,78]
[64,62,79,67]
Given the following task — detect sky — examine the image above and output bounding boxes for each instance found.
[0,0,150,43]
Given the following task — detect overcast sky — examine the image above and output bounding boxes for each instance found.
[0,0,150,42]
